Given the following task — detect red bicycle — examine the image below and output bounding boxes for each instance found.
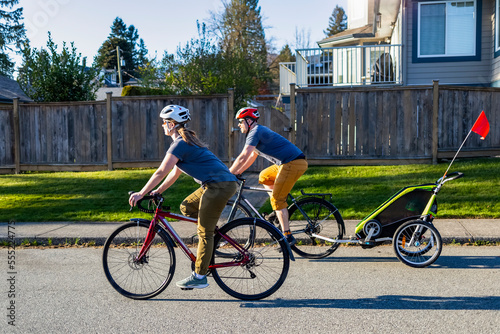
[102,193,291,300]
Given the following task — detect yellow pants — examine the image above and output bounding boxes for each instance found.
[180,181,238,276]
[258,159,308,210]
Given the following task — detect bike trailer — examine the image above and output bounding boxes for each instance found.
[355,184,437,239]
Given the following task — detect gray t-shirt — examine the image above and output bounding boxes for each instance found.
[246,125,303,165]
[167,137,237,185]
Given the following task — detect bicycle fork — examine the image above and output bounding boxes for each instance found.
[134,219,158,263]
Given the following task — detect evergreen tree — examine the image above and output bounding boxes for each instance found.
[269,44,295,93]
[94,17,147,83]
[136,38,148,67]
[0,0,26,77]
[324,5,347,37]
[209,0,269,97]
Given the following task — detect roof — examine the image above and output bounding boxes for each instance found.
[0,75,32,103]
[318,25,378,47]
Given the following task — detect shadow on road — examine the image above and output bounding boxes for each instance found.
[239,295,500,310]
[309,255,500,269]
[432,255,500,269]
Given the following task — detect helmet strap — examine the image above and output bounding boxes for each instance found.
[165,121,180,136]
[244,118,256,139]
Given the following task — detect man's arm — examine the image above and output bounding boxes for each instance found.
[229,145,258,175]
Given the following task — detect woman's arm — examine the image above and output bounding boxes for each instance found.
[152,165,183,194]
[129,153,179,206]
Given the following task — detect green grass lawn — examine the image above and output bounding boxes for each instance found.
[0,157,499,222]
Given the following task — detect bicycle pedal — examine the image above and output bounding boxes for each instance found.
[180,288,194,291]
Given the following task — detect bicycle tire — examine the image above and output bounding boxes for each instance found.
[218,200,252,225]
[287,197,345,259]
[102,220,176,299]
[211,218,290,300]
[393,220,442,268]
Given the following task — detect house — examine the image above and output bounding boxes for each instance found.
[280,0,500,94]
[0,75,32,104]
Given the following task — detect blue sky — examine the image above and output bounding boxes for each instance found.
[11,0,347,73]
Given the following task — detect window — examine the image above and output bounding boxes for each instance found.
[496,0,500,57]
[414,0,480,62]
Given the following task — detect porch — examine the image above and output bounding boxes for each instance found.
[280,44,403,95]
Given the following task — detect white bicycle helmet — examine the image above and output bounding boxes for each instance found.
[160,105,191,123]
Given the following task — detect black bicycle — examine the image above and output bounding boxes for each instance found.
[220,176,345,259]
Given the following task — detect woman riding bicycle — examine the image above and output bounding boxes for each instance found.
[129,105,238,290]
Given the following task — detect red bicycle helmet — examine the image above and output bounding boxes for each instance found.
[235,107,260,120]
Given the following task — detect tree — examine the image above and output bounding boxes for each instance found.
[94,17,147,83]
[17,33,99,102]
[132,22,256,109]
[324,5,347,37]
[294,27,311,50]
[136,38,148,67]
[0,0,26,77]
[209,0,270,97]
[268,44,295,93]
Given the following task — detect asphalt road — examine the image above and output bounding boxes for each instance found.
[2,245,499,333]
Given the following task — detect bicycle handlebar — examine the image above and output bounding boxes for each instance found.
[128,191,166,214]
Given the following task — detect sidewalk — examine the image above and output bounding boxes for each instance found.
[1,219,499,246]
[1,172,499,245]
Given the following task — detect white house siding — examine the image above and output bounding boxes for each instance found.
[405,0,492,86]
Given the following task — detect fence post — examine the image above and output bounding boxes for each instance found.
[106,92,113,171]
[13,98,20,174]
[432,80,439,164]
[227,88,234,166]
[289,83,296,144]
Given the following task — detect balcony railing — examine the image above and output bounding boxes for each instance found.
[280,44,402,95]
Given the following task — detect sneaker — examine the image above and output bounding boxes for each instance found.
[286,234,297,246]
[176,273,209,289]
[264,211,279,226]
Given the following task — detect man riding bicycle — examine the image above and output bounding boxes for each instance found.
[229,107,308,245]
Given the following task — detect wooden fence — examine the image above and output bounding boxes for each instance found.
[0,93,232,173]
[1,82,499,174]
[294,82,500,165]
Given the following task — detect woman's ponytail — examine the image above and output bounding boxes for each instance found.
[177,126,207,148]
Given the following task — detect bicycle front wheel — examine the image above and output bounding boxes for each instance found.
[214,200,253,257]
[211,218,290,300]
[393,220,442,268]
[102,220,176,299]
[288,197,345,259]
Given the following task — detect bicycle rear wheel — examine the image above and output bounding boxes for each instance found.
[211,218,290,300]
[102,220,176,299]
[393,220,442,268]
[288,197,345,259]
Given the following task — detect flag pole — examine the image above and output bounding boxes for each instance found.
[439,129,472,185]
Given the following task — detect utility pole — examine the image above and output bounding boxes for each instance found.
[116,46,123,87]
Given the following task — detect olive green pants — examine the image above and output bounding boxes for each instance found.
[180,181,238,276]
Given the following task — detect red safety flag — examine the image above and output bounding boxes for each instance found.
[471,111,490,140]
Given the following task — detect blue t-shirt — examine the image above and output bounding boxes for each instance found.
[246,125,303,165]
[167,137,237,185]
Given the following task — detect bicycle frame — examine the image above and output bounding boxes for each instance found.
[134,207,250,270]
[227,177,334,226]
